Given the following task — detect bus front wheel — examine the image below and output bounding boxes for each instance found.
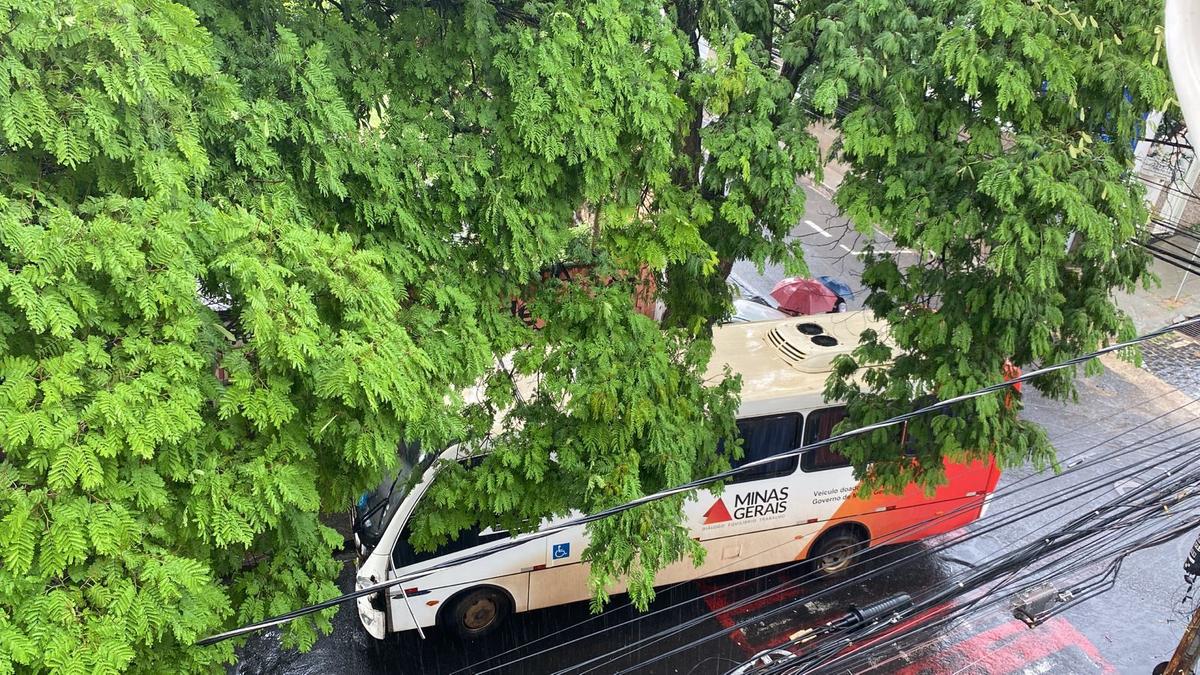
[810,526,867,575]
[442,587,511,640]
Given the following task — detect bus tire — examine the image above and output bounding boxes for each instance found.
[810,525,867,576]
[441,586,512,640]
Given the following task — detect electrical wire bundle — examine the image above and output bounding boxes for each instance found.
[733,434,1200,675]
[558,400,1200,675]
[1139,235,1200,277]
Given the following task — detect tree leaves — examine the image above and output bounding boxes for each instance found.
[820,0,1167,492]
[0,0,1166,669]
[0,498,38,576]
[0,0,750,668]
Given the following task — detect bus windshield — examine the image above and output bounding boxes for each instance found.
[352,441,434,553]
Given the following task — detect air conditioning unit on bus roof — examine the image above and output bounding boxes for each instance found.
[708,310,891,379]
[765,323,850,373]
[763,312,889,374]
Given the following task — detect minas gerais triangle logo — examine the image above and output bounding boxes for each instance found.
[703,498,733,524]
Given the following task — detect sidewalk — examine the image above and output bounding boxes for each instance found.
[1116,234,1200,334]
[1141,330,1200,399]
[1113,234,1200,399]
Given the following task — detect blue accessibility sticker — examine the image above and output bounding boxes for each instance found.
[551,542,571,560]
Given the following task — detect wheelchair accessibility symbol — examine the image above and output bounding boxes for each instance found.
[551,542,570,560]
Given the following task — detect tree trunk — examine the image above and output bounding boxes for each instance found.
[672,0,704,190]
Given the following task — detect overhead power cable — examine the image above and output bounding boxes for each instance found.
[1145,249,1200,277]
[1150,219,1200,243]
[1138,176,1200,204]
[1140,242,1200,277]
[554,401,1200,674]
[585,391,1200,670]
[802,454,1200,670]
[797,520,1195,675]
[1151,233,1200,259]
[756,454,1200,675]
[759,506,1200,672]
[597,425,1200,675]
[564,413,1200,673]
[1138,137,1193,150]
[803,509,1200,675]
[1026,517,1200,624]
[1145,238,1200,267]
[462,391,1199,675]
[195,316,1200,647]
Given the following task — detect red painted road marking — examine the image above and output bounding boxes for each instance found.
[890,616,1115,675]
[696,570,813,651]
[696,575,1116,673]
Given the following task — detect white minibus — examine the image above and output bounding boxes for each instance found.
[351,312,998,639]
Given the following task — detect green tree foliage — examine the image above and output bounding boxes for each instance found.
[0,0,784,671]
[813,0,1171,492]
[0,0,1169,671]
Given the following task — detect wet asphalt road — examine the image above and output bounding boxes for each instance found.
[729,182,909,313]
[234,352,1200,675]
[233,536,952,675]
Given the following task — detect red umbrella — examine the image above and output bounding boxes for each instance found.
[771,277,839,315]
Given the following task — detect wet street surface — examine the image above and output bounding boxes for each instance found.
[234,351,1200,675]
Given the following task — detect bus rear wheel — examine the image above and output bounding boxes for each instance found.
[810,527,867,575]
[443,587,511,640]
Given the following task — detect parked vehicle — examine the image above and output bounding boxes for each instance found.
[351,312,999,640]
[728,298,789,323]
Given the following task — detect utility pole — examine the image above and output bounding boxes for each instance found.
[1165,608,1200,674]
[1161,535,1200,674]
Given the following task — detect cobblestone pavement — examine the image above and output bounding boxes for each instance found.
[1140,329,1200,399]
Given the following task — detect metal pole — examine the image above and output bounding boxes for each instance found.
[1166,603,1200,674]
[1172,240,1200,303]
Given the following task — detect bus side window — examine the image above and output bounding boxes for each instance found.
[801,407,852,472]
[393,523,508,569]
[902,396,949,457]
[391,455,505,569]
[728,413,802,484]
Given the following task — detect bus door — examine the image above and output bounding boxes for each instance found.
[794,406,858,516]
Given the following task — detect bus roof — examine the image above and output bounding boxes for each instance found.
[707,311,890,404]
[460,310,891,429]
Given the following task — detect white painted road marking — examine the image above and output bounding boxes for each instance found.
[805,220,833,238]
[851,249,915,256]
[837,243,853,253]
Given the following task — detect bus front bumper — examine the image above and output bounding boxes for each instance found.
[355,555,389,640]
